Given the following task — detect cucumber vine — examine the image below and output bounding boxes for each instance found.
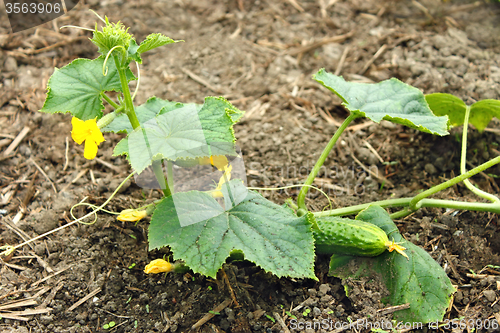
[2,14,499,325]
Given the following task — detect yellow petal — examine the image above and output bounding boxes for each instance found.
[198,155,228,171]
[71,117,105,158]
[117,209,147,222]
[210,155,229,171]
[210,190,223,198]
[84,139,99,160]
[87,118,105,144]
[209,164,233,198]
[71,117,88,144]
[217,164,232,188]
[144,259,173,274]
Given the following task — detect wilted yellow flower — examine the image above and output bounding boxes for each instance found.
[210,164,232,198]
[386,239,409,260]
[71,117,105,160]
[117,209,147,222]
[144,259,173,274]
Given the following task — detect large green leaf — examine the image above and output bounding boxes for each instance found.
[329,205,455,323]
[149,180,316,279]
[102,97,199,134]
[115,97,242,174]
[40,56,135,120]
[314,69,449,136]
[426,93,500,132]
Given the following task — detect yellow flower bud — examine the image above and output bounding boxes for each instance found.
[117,209,147,222]
[144,259,173,274]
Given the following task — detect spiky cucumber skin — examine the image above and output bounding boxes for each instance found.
[313,216,389,256]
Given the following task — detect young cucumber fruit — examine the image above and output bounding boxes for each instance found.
[313,216,399,257]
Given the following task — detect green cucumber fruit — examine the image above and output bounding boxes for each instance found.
[313,216,389,257]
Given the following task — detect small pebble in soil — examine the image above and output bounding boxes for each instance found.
[320,295,333,303]
[225,307,235,321]
[318,284,331,296]
[4,56,18,72]
[483,290,496,302]
[312,307,322,317]
[356,147,378,165]
[424,163,438,175]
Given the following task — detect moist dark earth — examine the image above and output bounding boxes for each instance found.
[1,0,500,332]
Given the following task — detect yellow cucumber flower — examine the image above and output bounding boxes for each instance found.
[71,117,105,160]
[386,239,409,260]
[144,259,173,274]
[117,209,147,222]
[198,155,228,171]
[210,164,233,198]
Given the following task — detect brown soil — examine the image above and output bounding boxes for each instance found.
[1,0,500,332]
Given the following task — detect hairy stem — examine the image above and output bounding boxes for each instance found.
[101,92,119,109]
[114,55,171,197]
[297,113,359,211]
[153,161,171,197]
[113,55,140,129]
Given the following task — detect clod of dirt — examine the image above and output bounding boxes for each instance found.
[26,210,59,234]
[3,56,18,72]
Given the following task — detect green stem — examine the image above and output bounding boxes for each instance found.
[416,199,500,213]
[388,208,413,220]
[409,155,500,211]
[113,55,140,129]
[297,113,359,211]
[314,198,411,218]
[113,54,171,197]
[153,161,171,197]
[314,197,500,219]
[285,198,299,211]
[460,106,499,203]
[315,154,500,218]
[166,160,175,194]
[101,92,119,109]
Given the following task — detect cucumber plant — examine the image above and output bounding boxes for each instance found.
[2,14,499,325]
